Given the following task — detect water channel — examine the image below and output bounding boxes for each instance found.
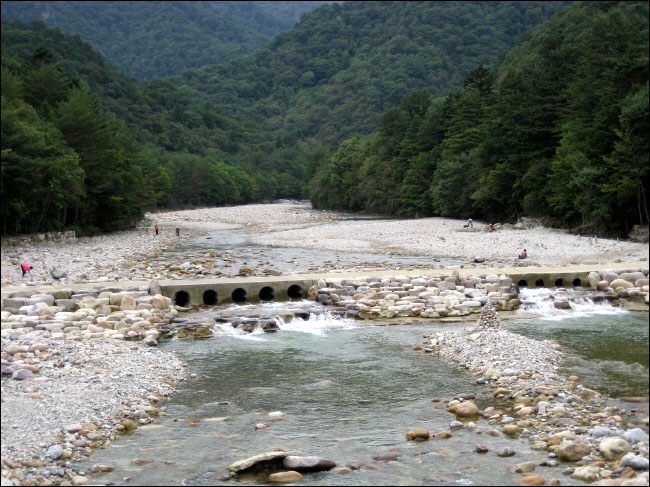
[84,222,648,485]
[81,303,647,485]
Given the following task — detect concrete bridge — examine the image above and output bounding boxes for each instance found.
[154,262,647,306]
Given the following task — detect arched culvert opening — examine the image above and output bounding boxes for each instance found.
[232,288,247,303]
[203,289,218,305]
[518,280,528,288]
[573,278,582,287]
[259,286,275,301]
[288,285,303,300]
[535,279,545,288]
[555,278,564,287]
[174,290,190,307]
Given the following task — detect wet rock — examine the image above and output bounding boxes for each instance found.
[475,444,489,453]
[498,448,516,457]
[268,471,303,483]
[372,455,398,463]
[227,450,302,473]
[511,462,537,474]
[329,466,353,474]
[406,428,430,441]
[433,431,453,440]
[516,474,545,485]
[599,437,630,461]
[448,401,479,417]
[283,456,336,471]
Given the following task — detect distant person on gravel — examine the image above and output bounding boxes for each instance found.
[20,263,33,278]
[176,227,180,237]
[155,225,159,236]
[519,249,527,259]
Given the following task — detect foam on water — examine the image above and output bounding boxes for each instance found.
[275,312,357,335]
[518,287,628,320]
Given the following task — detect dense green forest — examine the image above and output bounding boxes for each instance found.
[309,1,649,237]
[2,1,569,236]
[0,1,327,79]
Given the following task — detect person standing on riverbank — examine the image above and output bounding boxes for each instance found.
[176,227,180,237]
[155,225,159,236]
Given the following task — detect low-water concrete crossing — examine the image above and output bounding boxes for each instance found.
[3,262,645,306]
[155,262,647,306]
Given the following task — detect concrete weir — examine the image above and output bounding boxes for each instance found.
[158,275,318,306]
[154,262,647,307]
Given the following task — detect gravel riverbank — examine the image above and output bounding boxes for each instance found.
[2,202,648,288]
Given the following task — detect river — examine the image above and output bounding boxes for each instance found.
[80,223,648,486]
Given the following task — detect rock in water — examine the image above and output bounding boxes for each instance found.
[227,450,303,473]
[477,303,500,328]
[283,456,336,471]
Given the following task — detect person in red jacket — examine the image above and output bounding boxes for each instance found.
[519,249,528,259]
[20,263,33,277]
[154,225,159,236]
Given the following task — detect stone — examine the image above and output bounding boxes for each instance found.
[50,269,68,280]
[121,419,137,431]
[619,453,649,471]
[511,462,537,474]
[623,428,649,444]
[11,369,33,380]
[268,471,303,482]
[329,467,353,474]
[588,271,601,288]
[503,425,522,436]
[433,430,453,440]
[448,401,479,417]
[498,448,516,457]
[474,444,489,453]
[557,440,591,462]
[597,280,610,291]
[599,437,630,461]
[71,476,88,486]
[611,279,634,290]
[283,456,336,471]
[516,474,545,485]
[46,445,64,460]
[406,428,430,441]
[143,335,158,346]
[120,295,137,311]
[227,450,302,473]
[570,466,600,482]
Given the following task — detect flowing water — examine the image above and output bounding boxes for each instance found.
[82,294,647,486]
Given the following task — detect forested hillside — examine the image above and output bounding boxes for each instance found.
[309,1,649,237]
[2,1,577,236]
[170,1,569,147]
[0,1,327,79]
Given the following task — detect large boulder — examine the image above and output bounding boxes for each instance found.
[599,437,630,461]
